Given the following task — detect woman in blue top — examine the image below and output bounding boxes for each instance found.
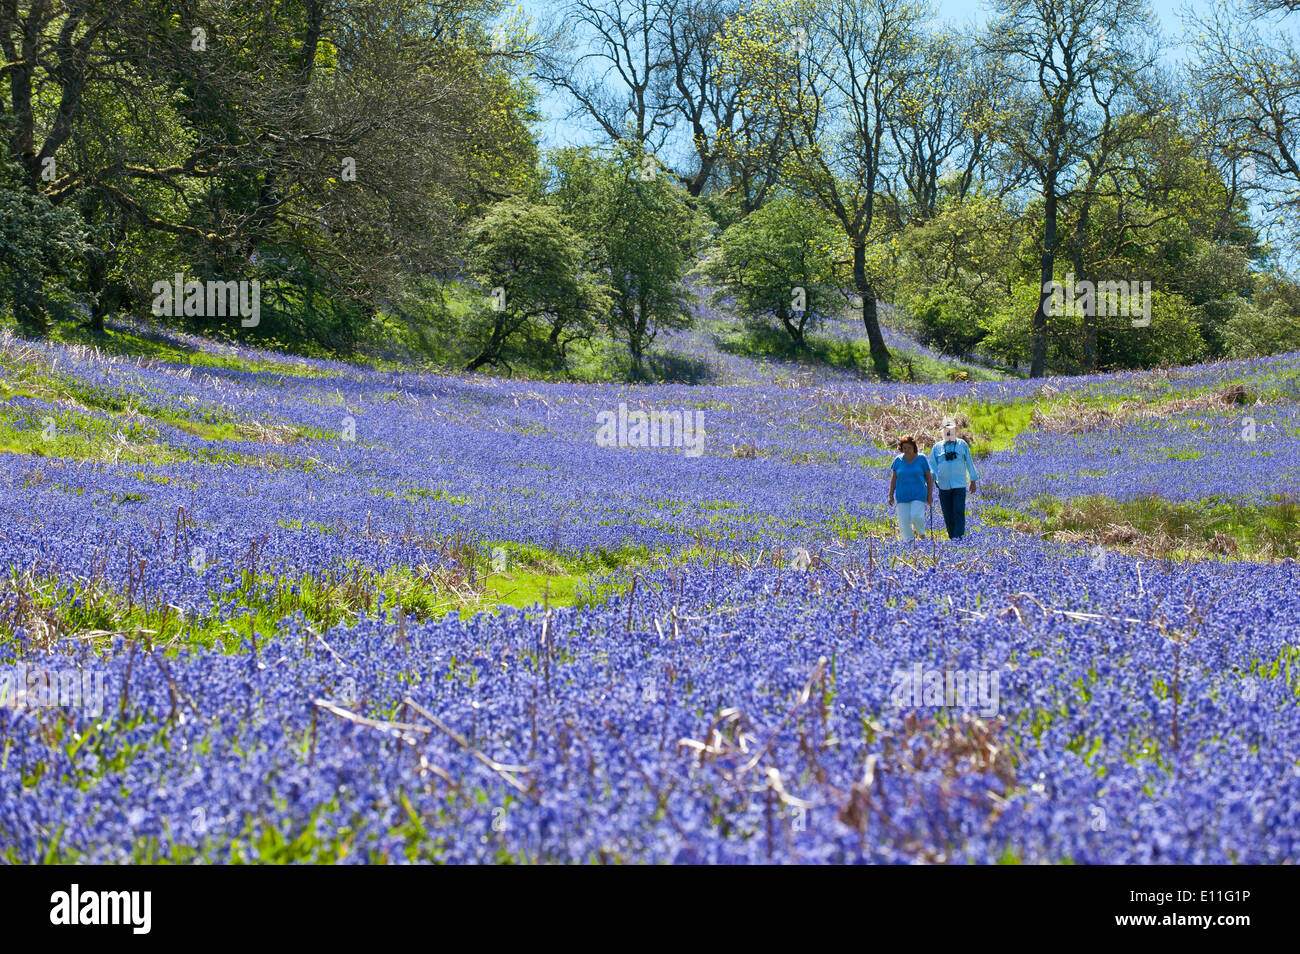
[888,434,934,543]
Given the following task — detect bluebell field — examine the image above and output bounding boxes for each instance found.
[1,324,1298,863]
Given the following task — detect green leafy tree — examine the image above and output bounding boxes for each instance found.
[1061,115,1263,360]
[908,288,984,356]
[984,0,1159,377]
[0,160,89,334]
[891,188,1024,351]
[463,197,611,371]
[0,0,539,348]
[980,277,1205,371]
[979,280,1057,370]
[717,0,928,377]
[1221,273,1300,357]
[550,144,700,377]
[1097,289,1206,369]
[1192,0,1300,244]
[698,195,840,348]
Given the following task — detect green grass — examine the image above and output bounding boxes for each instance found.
[0,408,191,465]
[479,541,659,613]
[958,401,1037,455]
[828,510,899,541]
[714,319,1004,383]
[53,323,335,377]
[836,371,1269,459]
[983,493,1300,561]
[0,541,662,659]
[0,404,324,470]
[1,348,329,466]
[879,347,1006,383]
[953,370,1282,459]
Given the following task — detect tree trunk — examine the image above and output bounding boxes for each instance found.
[629,339,644,379]
[1030,183,1058,379]
[853,243,890,377]
[686,149,714,197]
[13,277,47,336]
[629,292,648,379]
[778,304,806,350]
[1073,246,1096,374]
[1072,210,1096,373]
[87,253,107,334]
[467,315,508,371]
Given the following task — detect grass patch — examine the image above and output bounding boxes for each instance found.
[1,339,327,464]
[831,395,1031,458]
[0,541,662,659]
[828,511,898,541]
[830,380,1265,459]
[0,403,323,470]
[53,323,335,377]
[878,347,1005,384]
[983,493,1300,562]
[960,402,1036,455]
[1026,385,1253,435]
[715,320,1003,384]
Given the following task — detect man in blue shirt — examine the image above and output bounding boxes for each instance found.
[929,418,978,540]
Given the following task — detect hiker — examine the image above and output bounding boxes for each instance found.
[929,418,979,540]
[888,435,934,543]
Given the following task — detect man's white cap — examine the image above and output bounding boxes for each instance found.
[942,418,957,428]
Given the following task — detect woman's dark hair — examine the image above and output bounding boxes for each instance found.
[897,435,918,452]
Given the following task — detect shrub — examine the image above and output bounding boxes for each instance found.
[907,287,985,355]
[1220,273,1300,358]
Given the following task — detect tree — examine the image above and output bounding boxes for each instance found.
[534,0,677,154]
[719,0,927,377]
[909,288,986,356]
[0,159,88,333]
[536,0,759,199]
[983,0,1159,377]
[463,198,610,371]
[0,0,538,346]
[1191,0,1300,246]
[699,194,841,348]
[658,0,744,196]
[550,144,699,377]
[1096,288,1206,370]
[891,188,1024,325]
[1069,116,1263,358]
[1061,100,1171,372]
[977,277,1205,371]
[889,32,1006,224]
[1221,272,1300,358]
[708,3,791,216]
